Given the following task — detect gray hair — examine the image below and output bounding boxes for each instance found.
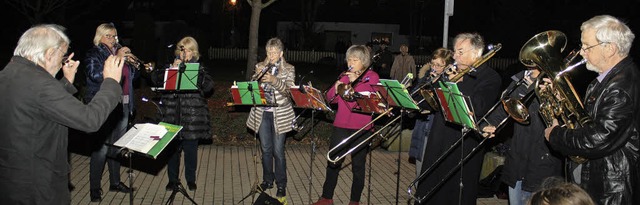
[265,37,284,52]
[581,15,635,56]
[346,45,371,68]
[454,33,484,58]
[14,24,70,66]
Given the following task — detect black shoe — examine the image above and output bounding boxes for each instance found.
[276,187,286,197]
[187,181,197,191]
[256,182,273,192]
[109,182,133,193]
[90,189,102,202]
[68,182,75,191]
[166,182,177,191]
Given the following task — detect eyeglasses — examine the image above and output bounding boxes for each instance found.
[104,34,118,39]
[57,46,70,64]
[454,48,472,56]
[430,61,446,69]
[580,42,607,53]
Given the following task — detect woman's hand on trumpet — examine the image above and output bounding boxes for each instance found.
[172,58,183,68]
[261,72,276,84]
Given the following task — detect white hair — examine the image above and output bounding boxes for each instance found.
[581,15,635,56]
[14,24,70,65]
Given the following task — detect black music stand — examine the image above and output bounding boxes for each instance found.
[152,66,201,205]
[231,81,279,204]
[413,81,480,203]
[290,83,332,204]
[374,79,419,205]
[113,122,182,205]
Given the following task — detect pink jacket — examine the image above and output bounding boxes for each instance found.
[325,69,380,130]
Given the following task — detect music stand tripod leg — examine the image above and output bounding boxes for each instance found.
[165,182,198,205]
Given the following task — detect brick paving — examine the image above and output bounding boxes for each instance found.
[70,144,507,205]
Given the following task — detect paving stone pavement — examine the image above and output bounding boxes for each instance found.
[69,144,507,204]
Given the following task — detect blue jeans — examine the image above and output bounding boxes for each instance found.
[508,180,532,205]
[258,112,287,188]
[90,104,128,190]
[167,139,199,183]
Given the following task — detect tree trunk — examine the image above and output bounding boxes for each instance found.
[245,0,263,80]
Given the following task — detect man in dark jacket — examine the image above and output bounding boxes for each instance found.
[0,24,123,205]
[416,33,502,205]
[481,68,563,205]
[544,15,640,205]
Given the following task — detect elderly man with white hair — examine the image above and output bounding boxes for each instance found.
[544,15,640,205]
[0,24,123,204]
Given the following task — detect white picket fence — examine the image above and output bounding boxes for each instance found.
[208,47,520,70]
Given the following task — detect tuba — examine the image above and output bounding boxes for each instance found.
[519,30,591,163]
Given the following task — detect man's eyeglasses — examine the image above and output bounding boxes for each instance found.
[104,34,118,39]
[580,42,607,53]
[454,48,472,56]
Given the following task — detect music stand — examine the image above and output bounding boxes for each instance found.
[289,83,332,204]
[374,79,419,205]
[416,81,478,203]
[230,81,279,204]
[113,122,183,205]
[152,66,201,205]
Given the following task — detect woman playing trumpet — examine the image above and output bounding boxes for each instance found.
[245,37,295,204]
[313,45,380,205]
[84,22,135,202]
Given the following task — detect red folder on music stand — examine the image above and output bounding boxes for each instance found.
[290,84,332,111]
[353,91,389,114]
[434,81,477,129]
[229,81,270,106]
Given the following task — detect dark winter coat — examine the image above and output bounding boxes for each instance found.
[482,70,563,192]
[416,64,502,205]
[151,61,214,140]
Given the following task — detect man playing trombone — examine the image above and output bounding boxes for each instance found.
[480,67,563,205]
[414,33,502,205]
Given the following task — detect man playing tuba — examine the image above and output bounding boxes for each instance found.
[544,15,640,205]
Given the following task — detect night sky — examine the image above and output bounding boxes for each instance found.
[1,0,639,65]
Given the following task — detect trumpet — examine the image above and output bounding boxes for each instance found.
[115,43,153,72]
[336,68,368,102]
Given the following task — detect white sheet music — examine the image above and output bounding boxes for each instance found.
[114,123,168,154]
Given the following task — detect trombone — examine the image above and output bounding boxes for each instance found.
[326,74,415,163]
[406,74,532,203]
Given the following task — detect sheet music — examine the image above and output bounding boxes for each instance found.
[114,123,168,154]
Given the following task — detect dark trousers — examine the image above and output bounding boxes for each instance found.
[321,127,371,202]
[90,104,128,190]
[167,139,199,183]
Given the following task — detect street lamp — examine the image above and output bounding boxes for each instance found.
[230,0,237,47]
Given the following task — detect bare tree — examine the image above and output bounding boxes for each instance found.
[6,0,71,24]
[245,0,278,80]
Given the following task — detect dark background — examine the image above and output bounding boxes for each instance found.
[1,0,639,64]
